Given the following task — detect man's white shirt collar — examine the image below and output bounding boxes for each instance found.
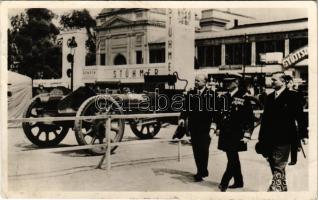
[230,87,239,97]
[275,86,286,98]
[199,87,206,95]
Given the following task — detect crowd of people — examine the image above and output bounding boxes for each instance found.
[176,72,308,192]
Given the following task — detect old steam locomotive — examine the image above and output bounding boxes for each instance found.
[22,9,198,155]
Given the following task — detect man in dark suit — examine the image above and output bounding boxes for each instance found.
[216,74,254,192]
[179,74,216,182]
[258,72,308,192]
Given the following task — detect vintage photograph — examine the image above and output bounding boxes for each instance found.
[1,1,317,199]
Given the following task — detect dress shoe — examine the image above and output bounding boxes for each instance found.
[193,174,203,182]
[228,183,244,189]
[218,184,227,192]
[201,171,209,178]
[288,161,297,165]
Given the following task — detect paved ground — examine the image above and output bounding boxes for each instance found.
[5,124,309,196]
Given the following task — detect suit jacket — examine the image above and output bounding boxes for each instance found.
[180,87,216,135]
[216,89,254,152]
[258,88,308,147]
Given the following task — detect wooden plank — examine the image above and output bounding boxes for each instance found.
[96,118,111,169]
[21,143,111,154]
[8,113,181,123]
[109,113,180,119]
[8,115,111,123]
[110,138,185,146]
[178,140,182,162]
[106,118,111,171]
[20,138,187,154]
[8,110,308,124]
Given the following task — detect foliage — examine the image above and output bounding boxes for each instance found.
[60,9,96,33]
[8,8,62,79]
[60,9,96,65]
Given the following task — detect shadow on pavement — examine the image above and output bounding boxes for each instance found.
[16,143,75,151]
[8,165,98,180]
[151,168,219,188]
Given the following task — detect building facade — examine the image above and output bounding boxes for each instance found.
[195,17,308,83]
[94,9,308,86]
[95,8,167,66]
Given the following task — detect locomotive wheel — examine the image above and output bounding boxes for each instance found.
[74,95,125,155]
[22,98,69,147]
[129,118,161,139]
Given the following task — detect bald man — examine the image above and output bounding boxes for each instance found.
[179,74,216,182]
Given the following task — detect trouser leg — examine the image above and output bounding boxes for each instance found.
[290,143,298,163]
[191,136,201,175]
[267,145,290,192]
[220,151,235,187]
[201,136,211,175]
[191,131,211,176]
[232,152,243,184]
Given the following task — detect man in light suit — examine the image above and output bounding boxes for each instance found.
[258,72,308,192]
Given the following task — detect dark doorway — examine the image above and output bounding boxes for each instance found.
[136,51,143,64]
[114,54,127,65]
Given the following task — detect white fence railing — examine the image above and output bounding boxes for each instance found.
[8,113,183,171]
[7,109,308,171]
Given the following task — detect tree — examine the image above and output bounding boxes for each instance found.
[8,13,27,72]
[8,8,62,78]
[60,9,96,66]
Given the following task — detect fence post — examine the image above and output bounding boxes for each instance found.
[178,140,181,162]
[106,117,111,171]
[96,117,111,171]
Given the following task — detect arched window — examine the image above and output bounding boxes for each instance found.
[114,54,127,65]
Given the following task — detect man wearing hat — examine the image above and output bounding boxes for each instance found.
[179,74,217,182]
[257,72,308,192]
[216,73,254,192]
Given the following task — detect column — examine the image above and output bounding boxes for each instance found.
[127,34,131,64]
[106,36,111,65]
[284,38,289,57]
[143,34,148,64]
[195,45,198,58]
[99,36,106,65]
[141,35,146,64]
[251,41,256,66]
[221,44,226,66]
[95,36,100,65]
[96,53,100,65]
[129,33,136,64]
